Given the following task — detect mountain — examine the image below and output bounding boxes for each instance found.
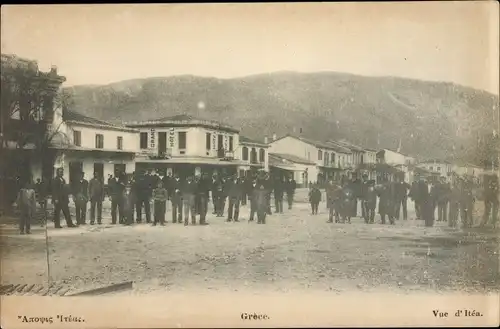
[62,71,499,165]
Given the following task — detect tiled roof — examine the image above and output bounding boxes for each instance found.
[335,140,366,152]
[325,141,353,154]
[63,110,136,132]
[239,136,267,146]
[269,153,316,165]
[125,113,239,132]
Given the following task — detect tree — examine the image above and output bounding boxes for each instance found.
[0,54,66,211]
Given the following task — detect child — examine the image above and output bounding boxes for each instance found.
[153,181,168,226]
[309,184,322,215]
[16,181,37,234]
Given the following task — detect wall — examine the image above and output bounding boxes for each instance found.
[236,143,269,171]
[268,136,317,162]
[68,124,139,152]
[137,126,239,158]
[417,162,452,179]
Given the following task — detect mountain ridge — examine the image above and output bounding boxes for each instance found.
[62,71,499,166]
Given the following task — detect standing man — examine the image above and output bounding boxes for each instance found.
[448,176,462,228]
[420,178,434,227]
[273,176,285,214]
[169,173,183,223]
[182,175,197,226]
[196,172,211,225]
[377,179,395,225]
[460,177,475,229]
[481,174,499,228]
[326,179,340,223]
[212,174,225,217]
[73,172,89,225]
[88,171,104,225]
[136,171,152,224]
[394,174,410,220]
[285,176,297,210]
[109,172,125,225]
[226,174,242,222]
[436,176,451,222]
[152,181,168,226]
[409,180,421,220]
[363,180,377,224]
[251,173,269,224]
[350,173,363,218]
[52,168,76,228]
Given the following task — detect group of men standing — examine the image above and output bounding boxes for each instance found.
[45,167,298,229]
[322,171,498,229]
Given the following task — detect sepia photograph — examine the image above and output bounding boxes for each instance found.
[0,2,499,328]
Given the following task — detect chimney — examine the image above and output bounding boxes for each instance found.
[299,128,303,134]
[50,65,58,75]
[272,133,277,141]
[264,136,269,144]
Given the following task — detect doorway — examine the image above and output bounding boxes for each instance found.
[158,132,167,156]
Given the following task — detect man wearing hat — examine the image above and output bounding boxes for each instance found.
[52,168,76,228]
[481,174,499,228]
[363,180,377,224]
[169,172,183,223]
[225,174,242,222]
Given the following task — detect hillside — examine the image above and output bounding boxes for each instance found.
[62,71,499,165]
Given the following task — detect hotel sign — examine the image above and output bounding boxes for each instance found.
[150,128,156,149]
[169,128,175,148]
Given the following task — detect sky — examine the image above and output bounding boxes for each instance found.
[1,2,499,94]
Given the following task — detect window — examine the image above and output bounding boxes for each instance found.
[140,132,148,149]
[242,146,249,160]
[117,136,123,150]
[318,150,323,161]
[73,130,81,146]
[259,148,265,163]
[331,153,336,165]
[206,133,211,150]
[229,136,233,151]
[324,152,329,165]
[178,132,187,150]
[430,166,434,171]
[95,134,104,149]
[437,167,441,172]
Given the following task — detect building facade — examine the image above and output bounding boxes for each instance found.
[416,160,453,180]
[32,105,139,185]
[237,136,269,175]
[126,115,258,178]
[269,153,316,187]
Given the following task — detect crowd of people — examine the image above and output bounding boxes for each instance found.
[319,172,499,229]
[13,168,499,234]
[17,168,298,232]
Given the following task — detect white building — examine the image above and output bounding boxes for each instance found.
[377,149,416,166]
[416,160,453,180]
[267,134,353,182]
[125,115,263,178]
[238,136,269,175]
[34,106,140,184]
[269,153,316,187]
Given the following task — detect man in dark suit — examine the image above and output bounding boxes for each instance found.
[394,174,411,220]
[169,173,183,223]
[52,168,76,228]
[273,177,285,214]
[225,174,242,222]
[212,175,226,217]
[73,171,89,225]
[264,172,273,215]
[196,173,211,225]
[88,171,104,225]
[109,172,125,224]
[135,171,152,223]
